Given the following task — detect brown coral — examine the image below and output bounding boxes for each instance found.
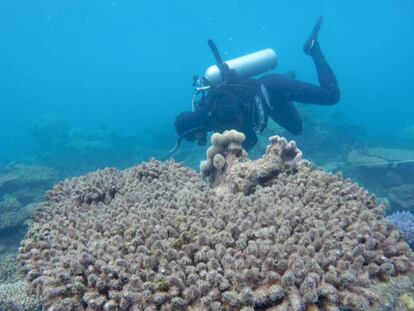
[201,132,305,195]
[19,132,413,310]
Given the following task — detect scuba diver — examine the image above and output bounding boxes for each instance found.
[173,16,340,152]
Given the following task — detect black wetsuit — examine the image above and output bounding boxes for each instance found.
[194,45,340,150]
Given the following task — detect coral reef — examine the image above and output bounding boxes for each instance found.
[367,147,414,162]
[388,184,414,211]
[200,130,248,184]
[371,274,414,311]
[30,118,165,177]
[398,292,414,311]
[0,252,37,311]
[0,252,24,283]
[387,211,414,249]
[201,131,304,195]
[278,110,364,166]
[19,131,413,310]
[338,147,414,213]
[0,226,30,258]
[0,281,41,311]
[0,200,39,233]
[346,150,388,168]
[0,163,56,234]
[0,164,57,202]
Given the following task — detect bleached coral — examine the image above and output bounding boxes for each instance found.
[267,135,303,168]
[0,281,40,311]
[0,253,24,283]
[19,132,413,311]
[0,163,57,232]
[200,130,247,181]
[201,131,305,195]
[387,211,414,248]
[0,164,57,197]
[0,199,38,232]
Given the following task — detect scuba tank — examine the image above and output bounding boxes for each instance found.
[192,40,277,110]
[170,40,277,157]
[204,46,277,86]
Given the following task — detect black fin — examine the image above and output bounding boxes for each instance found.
[303,16,324,55]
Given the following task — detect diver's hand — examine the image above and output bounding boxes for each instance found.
[303,16,323,56]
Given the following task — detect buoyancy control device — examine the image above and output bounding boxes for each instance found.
[169,40,278,156]
[192,40,277,111]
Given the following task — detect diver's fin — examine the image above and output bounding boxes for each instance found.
[303,16,323,55]
[283,71,296,79]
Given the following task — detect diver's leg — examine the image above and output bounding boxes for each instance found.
[269,100,303,135]
[309,42,339,93]
[260,74,339,105]
[304,16,340,96]
[260,17,340,106]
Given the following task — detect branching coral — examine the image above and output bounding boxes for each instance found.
[0,253,24,283]
[387,211,414,249]
[19,131,413,310]
[0,164,57,232]
[0,164,57,198]
[0,199,37,232]
[0,281,41,311]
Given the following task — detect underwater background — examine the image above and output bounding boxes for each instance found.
[1,0,414,163]
[0,0,414,308]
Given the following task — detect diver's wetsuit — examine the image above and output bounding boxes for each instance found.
[174,17,340,151]
[260,44,340,136]
[190,43,340,150]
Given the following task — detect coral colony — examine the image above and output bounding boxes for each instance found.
[17,131,414,310]
[387,211,414,249]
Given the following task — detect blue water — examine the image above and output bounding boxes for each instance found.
[1,1,414,306]
[1,0,413,163]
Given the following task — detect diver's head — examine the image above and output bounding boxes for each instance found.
[174,110,208,145]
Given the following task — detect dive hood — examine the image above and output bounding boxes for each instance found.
[204,46,277,86]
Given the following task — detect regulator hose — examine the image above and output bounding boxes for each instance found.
[167,126,207,156]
